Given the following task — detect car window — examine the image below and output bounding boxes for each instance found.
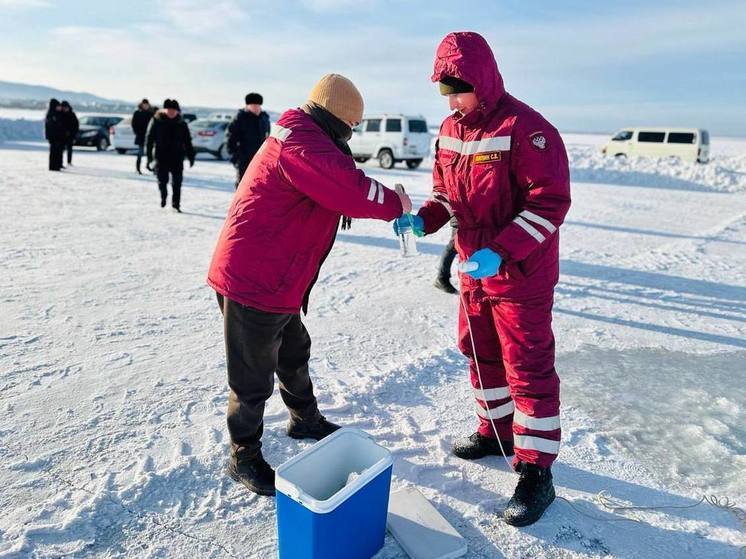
[700,130,710,145]
[612,130,633,141]
[667,132,695,144]
[366,119,382,133]
[408,120,428,133]
[385,119,402,132]
[638,131,665,143]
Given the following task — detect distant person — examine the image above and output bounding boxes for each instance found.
[434,221,458,294]
[207,74,411,496]
[60,101,79,167]
[226,92,270,188]
[44,98,65,171]
[395,32,571,526]
[132,98,154,174]
[146,99,195,212]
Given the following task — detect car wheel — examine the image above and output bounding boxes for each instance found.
[354,157,369,163]
[115,148,127,154]
[97,136,109,151]
[614,153,626,159]
[378,149,394,169]
[406,159,423,169]
[217,143,229,161]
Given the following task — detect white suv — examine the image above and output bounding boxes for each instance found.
[349,114,431,169]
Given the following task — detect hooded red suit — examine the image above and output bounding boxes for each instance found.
[418,32,571,467]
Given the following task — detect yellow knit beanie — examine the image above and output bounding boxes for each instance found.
[308,74,364,124]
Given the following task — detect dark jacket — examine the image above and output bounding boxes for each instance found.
[44,100,65,143]
[62,110,79,143]
[226,109,270,165]
[132,108,154,146]
[146,111,195,166]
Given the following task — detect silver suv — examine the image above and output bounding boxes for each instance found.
[349,114,431,169]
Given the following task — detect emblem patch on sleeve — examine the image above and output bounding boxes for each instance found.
[474,151,502,164]
[529,131,548,151]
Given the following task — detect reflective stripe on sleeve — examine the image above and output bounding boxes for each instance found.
[519,210,557,235]
[513,409,561,431]
[514,216,546,242]
[270,124,291,142]
[514,434,560,455]
[367,179,377,201]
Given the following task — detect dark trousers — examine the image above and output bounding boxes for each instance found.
[438,227,458,280]
[217,293,319,456]
[156,162,183,208]
[65,141,74,164]
[136,144,144,172]
[234,157,254,189]
[48,141,64,170]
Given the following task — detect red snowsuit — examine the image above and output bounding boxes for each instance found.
[418,33,571,468]
[208,108,403,314]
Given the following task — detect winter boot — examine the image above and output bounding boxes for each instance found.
[227,449,275,496]
[434,276,457,294]
[136,156,143,175]
[453,432,514,460]
[287,416,340,441]
[503,462,556,526]
[172,206,182,213]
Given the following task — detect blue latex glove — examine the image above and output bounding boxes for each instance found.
[393,214,425,237]
[459,248,502,279]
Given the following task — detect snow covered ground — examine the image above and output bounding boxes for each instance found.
[1,136,745,558]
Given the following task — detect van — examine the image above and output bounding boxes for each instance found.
[348,114,431,169]
[602,127,710,163]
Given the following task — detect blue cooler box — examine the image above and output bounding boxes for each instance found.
[275,428,393,559]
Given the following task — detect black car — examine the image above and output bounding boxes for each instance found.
[74,115,123,151]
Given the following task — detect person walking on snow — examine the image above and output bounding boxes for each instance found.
[146,99,195,212]
[132,98,154,174]
[394,32,571,526]
[207,74,412,497]
[44,98,65,171]
[226,92,271,188]
[60,101,78,167]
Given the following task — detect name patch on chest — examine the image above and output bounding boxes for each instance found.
[473,151,502,164]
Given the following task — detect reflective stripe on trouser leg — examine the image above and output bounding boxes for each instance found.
[490,293,561,468]
[458,293,513,440]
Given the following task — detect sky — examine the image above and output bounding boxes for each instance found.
[1,0,745,135]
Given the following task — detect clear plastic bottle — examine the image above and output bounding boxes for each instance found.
[394,184,418,257]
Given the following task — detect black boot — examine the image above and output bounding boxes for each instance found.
[503,462,555,526]
[453,432,514,460]
[434,276,457,294]
[287,416,340,441]
[227,450,275,496]
[136,156,143,175]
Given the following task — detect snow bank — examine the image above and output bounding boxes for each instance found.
[568,146,746,193]
[0,118,44,142]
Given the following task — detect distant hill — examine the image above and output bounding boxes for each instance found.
[0,80,124,105]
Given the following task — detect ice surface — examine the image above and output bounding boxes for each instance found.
[1,135,744,557]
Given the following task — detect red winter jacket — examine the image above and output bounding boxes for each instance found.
[419,32,571,299]
[207,109,403,314]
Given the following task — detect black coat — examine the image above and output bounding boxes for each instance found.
[226,109,270,165]
[146,111,195,166]
[132,108,154,146]
[62,110,79,143]
[44,110,66,143]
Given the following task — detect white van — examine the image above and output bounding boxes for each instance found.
[602,127,710,163]
[348,114,431,169]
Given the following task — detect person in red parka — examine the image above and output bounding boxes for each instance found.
[395,32,571,526]
[207,74,411,496]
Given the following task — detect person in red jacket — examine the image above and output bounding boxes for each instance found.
[395,32,571,526]
[208,74,411,496]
